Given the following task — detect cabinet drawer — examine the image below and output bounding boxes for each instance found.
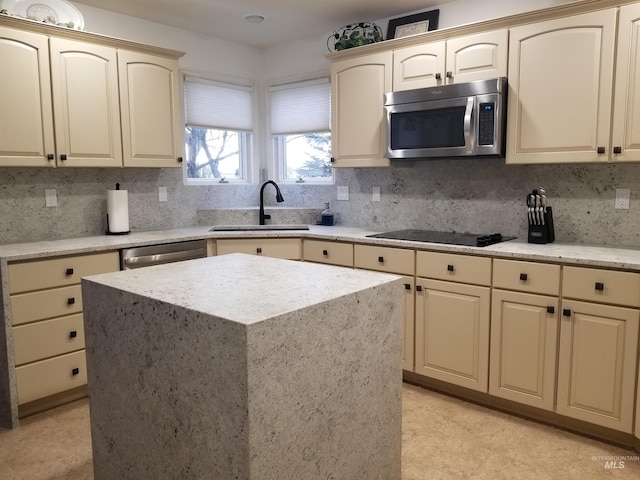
[13,314,85,365]
[416,251,491,286]
[493,259,560,295]
[562,266,640,308]
[216,238,302,260]
[15,350,87,405]
[11,285,82,325]
[303,240,353,267]
[8,251,119,294]
[354,244,415,275]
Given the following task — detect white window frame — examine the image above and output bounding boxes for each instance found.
[182,73,258,186]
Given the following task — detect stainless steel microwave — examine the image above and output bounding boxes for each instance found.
[384,77,507,159]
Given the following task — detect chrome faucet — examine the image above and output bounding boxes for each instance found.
[259,180,284,225]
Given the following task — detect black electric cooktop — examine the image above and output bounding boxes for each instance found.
[366,229,516,247]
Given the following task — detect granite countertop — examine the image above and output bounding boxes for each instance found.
[1,225,640,271]
[83,253,402,325]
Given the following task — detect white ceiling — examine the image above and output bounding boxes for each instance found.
[72,0,450,49]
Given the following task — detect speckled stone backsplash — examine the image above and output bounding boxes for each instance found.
[1,160,640,246]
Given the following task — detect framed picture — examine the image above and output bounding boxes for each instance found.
[387,10,440,40]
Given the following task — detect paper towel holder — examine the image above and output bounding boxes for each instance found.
[106,183,131,235]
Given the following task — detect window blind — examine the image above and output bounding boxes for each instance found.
[184,76,253,131]
[269,78,330,135]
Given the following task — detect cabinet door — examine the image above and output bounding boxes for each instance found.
[557,300,639,433]
[393,41,445,91]
[401,276,415,372]
[611,3,640,162]
[445,29,508,84]
[415,278,490,392]
[49,38,122,167]
[489,290,559,411]
[330,51,391,167]
[118,50,183,167]
[506,9,617,164]
[0,27,54,167]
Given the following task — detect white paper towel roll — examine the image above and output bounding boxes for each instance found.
[107,189,129,233]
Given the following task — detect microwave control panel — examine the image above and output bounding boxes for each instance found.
[478,103,495,146]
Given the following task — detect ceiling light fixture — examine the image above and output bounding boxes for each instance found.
[244,14,265,23]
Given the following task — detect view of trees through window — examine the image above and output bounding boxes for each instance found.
[278,132,332,180]
[185,127,245,180]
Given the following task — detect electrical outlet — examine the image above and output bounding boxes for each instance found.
[372,187,381,202]
[159,186,168,202]
[615,188,630,210]
[337,186,349,201]
[45,189,57,207]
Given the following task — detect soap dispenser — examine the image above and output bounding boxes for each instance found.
[321,202,335,226]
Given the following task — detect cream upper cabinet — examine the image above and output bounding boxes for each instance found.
[611,3,640,162]
[0,26,55,167]
[330,51,391,167]
[393,29,508,91]
[118,50,184,168]
[49,38,123,167]
[506,9,617,164]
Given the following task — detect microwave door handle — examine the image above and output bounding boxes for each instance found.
[463,97,474,154]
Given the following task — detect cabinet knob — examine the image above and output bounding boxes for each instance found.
[322,249,328,256]
[330,157,335,163]
[66,268,74,276]
[562,308,572,317]
[69,330,77,338]
[378,256,384,263]
[404,283,411,290]
[256,247,262,254]
[72,368,80,376]
[177,157,183,163]
[546,306,555,314]
[519,273,528,281]
[47,154,54,161]
[446,71,453,78]
[435,73,442,80]
[595,282,604,291]
[67,297,75,305]
[60,154,67,161]
[416,285,423,292]
[613,146,622,154]
[596,147,605,154]
[447,264,454,272]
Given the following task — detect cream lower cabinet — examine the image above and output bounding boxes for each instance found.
[393,29,508,90]
[330,51,391,167]
[489,259,560,410]
[216,238,302,260]
[414,252,491,392]
[557,266,640,433]
[8,251,119,410]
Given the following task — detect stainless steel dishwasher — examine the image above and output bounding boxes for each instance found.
[120,239,207,269]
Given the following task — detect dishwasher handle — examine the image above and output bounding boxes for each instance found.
[123,248,206,269]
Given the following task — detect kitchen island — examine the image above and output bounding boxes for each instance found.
[81,253,403,480]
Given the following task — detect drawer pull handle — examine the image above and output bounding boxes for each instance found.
[519,273,528,281]
[435,73,442,80]
[69,330,77,338]
[378,256,384,263]
[595,282,604,291]
[47,153,54,161]
[404,283,411,290]
[60,154,67,161]
[447,264,454,272]
[546,306,555,314]
[67,297,75,305]
[256,248,262,254]
[446,71,453,78]
[66,268,74,275]
[613,146,622,154]
[177,156,183,163]
[322,250,328,256]
[596,146,605,154]
[72,368,80,376]
[416,285,423,292]
[563,309,572,317]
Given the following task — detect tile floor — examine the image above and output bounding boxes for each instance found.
[1,383,639,479]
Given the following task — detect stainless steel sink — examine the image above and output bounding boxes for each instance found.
[209,224,310,232]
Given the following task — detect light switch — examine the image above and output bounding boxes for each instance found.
[372,187,380,202]
[45,189,57,207]
[159,187,168,202]
[337,186,349,201]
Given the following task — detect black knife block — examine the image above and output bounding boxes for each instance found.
[528,207,555,244]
